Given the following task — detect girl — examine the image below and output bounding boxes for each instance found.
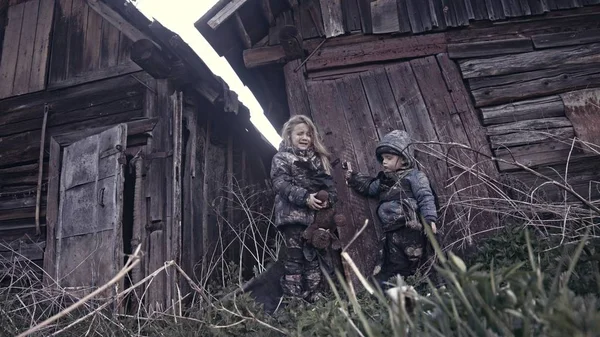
[270,115,337,301]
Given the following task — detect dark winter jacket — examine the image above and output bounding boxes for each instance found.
[270,145,337,228]
[348,130,437,233]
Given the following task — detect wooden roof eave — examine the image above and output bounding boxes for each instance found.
[96,0,251,121]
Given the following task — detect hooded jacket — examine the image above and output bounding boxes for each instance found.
[348,130,438,232]
[270,144,337,228]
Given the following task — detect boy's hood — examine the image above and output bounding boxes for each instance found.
[375,130,415,168]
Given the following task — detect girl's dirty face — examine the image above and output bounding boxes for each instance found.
[381,153,406,172]
[291,123,312,151]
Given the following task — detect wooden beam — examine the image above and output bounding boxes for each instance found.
[243,45,286,68]
[243,33,448,70]
[131,39,172,79]
[320,0,344,37]
[480,96,565,126]
[234,12,252,49]
[532,29,600,49]
[207,0,250,30]
[85,0,154,44]
[448,38,534,59]
[306,33,447,71]
[279,25,304,60]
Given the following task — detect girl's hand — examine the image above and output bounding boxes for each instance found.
[307,193,325,210]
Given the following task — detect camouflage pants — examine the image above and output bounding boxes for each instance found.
[280,224,322,298]
[374,227,427,287]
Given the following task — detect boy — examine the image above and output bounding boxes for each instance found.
[345,130,438,287]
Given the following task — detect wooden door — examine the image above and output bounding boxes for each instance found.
[52,124,127,295]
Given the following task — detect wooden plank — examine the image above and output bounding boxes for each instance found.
[0,73,145,126]
[494,140,583,171]
[84,0,153,43]
[342,0,362,32]
[448,38,533,59]
[489,126,574,148]
[371,0,400,34]
[501,0,522,16]
[561,89,600,154]
[337,75,381,176]
[0,110,142,167]
[357,0,373,34]
[12,0,40,96]
[519,0,532,15]
[306,33,447,71]
[336,74,383,242]
[485,0,506,20]
[486,117,573,135]
[83,6,102,72]
[170,91,183,301]
[48,61,141,90]
[480,95,565,125]
[207,0,250,30]
[260,0,274,25]
[469,63,600,107]
[283,59,312,117]
[359,69,406,138]
[243,45,289,68]
[0,3,25,99]
[405,0,425,33]
[306,79,375,282]
[67,0,89,78]
[384,62,457,230]
[532,29,600,48]
[470,0,489,20]
[527,0,547,15]
[320,0,344,37]
[49,0,73,84]
[459,42,600,79]
[427,0,447,30]
[411,56,498,239]
[234,12,252,49]
[29,0,55,93]
[100,16,121,68]
[0,94,143,137]
[436,53,499,178]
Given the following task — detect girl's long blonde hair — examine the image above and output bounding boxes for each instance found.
[281,115,332,174]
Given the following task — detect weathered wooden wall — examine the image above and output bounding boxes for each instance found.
[0,0,55,99]
[450,30,600,202]
[277,5,600,279]
[48,0,140,89]
[0,0,275,311]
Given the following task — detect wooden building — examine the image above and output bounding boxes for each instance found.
[0,0,274,310]
[197,0,600,278]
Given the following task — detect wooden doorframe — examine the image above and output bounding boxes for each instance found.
[42,119,158,285]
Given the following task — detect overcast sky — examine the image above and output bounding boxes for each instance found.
[134,0,282,148]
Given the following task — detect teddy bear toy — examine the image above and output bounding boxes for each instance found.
[302,190,346,250]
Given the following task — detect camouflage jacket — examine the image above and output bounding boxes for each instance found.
[347,130,438,232]
[270,145,337,228]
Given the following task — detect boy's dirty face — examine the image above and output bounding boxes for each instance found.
[381,153,406,172]
[291,123,312,150]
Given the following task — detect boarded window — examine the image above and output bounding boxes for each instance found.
[50,124,127,295]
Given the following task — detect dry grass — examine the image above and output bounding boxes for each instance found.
[0,135,598,336]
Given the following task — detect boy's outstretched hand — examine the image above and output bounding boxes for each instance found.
[430,222,438,234]
[344,169,353,181]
